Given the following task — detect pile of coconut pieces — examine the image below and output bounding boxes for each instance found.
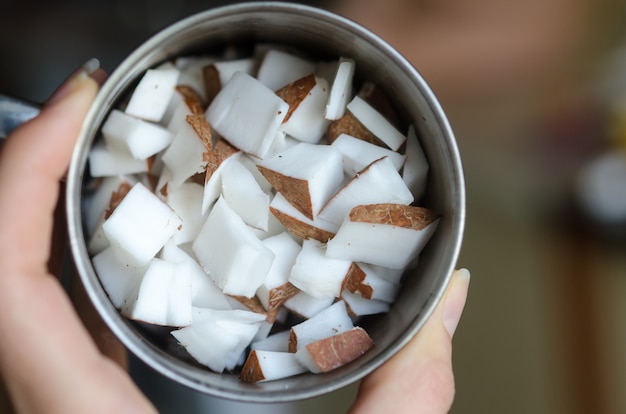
[84,45,437,383]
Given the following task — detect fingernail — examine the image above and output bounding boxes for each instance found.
[46,58,101,107]
[443,268,470,338]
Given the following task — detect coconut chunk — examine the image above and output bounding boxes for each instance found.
[257,49,317,91]
[317,157,414,226]
[326,203,439,269]
[192,196,275,298]
[343,262,400,302]
[325,57,355,120]
[288,300,353,353]
[221,158,271,231]
[159,119,208,187]
[294,327,374,373]
[175,85,205,116]
[275,73,317,123]
[102,182,182,267]
[283,291,334,319]
[124,66,180,122]
[159,241,232,309]
[175,56,214,103]
[346,96,406,151]
[164,182,206,245]
[170,307,265,374]
[331,133,406,176]
[201,140,241,214]
[88,142,149,178]
[326,111,382,147]
[213,58,256,85]
[256,232,301,311]
[240,350,307,383]
[402,124,429,201]
[84,176,134,236]
[101,109,174,161]
[238,153,273,194]
[251,330,291,352]
[205,71,289,159]
[257,143,344,220]
[289,239,353,299]
[278,75,331,144]
[92,247,145,313]
[269,192,337,242]
[341,290,390,317]
[128,258,192,327]
[357,82,401,128]
[190,308,265,371]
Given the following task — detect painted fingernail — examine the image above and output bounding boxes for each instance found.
[443,268,470,338]
[46,58,101,107]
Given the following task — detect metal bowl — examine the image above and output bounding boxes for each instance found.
[66,2,465,403]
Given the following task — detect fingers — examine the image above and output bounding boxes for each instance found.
[349,269,470,414]
[0,63,99,277]
[0,62,157,413]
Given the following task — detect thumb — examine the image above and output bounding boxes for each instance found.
[350,268,470,414]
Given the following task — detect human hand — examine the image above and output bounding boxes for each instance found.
[349,268,470,414]
[0,58,468,414]
[0,60,157,414]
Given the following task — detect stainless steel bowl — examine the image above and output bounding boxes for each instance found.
[66,2,465,403]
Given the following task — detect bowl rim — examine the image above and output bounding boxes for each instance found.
[66,1,465,403]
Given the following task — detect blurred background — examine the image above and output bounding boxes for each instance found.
[2,0,626,412]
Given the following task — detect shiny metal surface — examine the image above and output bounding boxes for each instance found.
[65,2,465,403]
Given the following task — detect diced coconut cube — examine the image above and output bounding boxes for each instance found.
[283,291,334,319]
[84,175,134,235]
[341,290,390,317]
[159,241,232,309]
[402,124,429,201]
[325,57,355,120]
[278,75,331,144]
[257,49,317,91]
[88,142,149,178]
[102,182,182,267]
[331,133,406,176]
[161,119,209,187]
[251,330,291,352]
[257,143,344,220]
[92,247,145,313]
[240,350,308,383]
[205,71,289,159]
[346,96,407,151]
[176,56,215,102]
[165,182,206,244]
[256,232,301,311]
[294,327,374,373]
[288,301,353,352]
[180,308,265,372]
[343,262,401,303]
[326,203,439,269]
[124,67,180,122]
[211,58,256,85]
[192,196,275,298]
[201,146,241,214]
[318,157,414,226]
[129,258,192,327]
[221,158,271,231]
[269,192,338,242]
[171,318,241,373]
[289,239,352,299]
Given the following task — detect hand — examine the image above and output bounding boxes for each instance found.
[349,268,469,414]
[0,60,157,414]
[0,60,469,414]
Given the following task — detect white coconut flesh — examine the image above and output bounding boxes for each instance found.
[85,45,438,382]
